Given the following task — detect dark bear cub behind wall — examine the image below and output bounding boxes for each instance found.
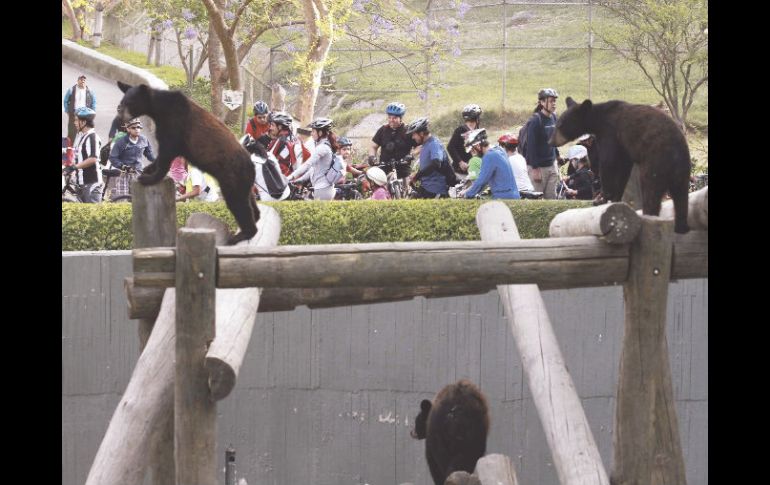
[116,81,259,245]
[411,379,490,485]
[550,97,691,234]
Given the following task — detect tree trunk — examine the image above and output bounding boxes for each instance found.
[201,0,243,124]
[296,0,334,126]
[208,19,225,119]
[62,0,82,42]
[92,3,104,48]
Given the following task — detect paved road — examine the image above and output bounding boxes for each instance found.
[62,61,157,153]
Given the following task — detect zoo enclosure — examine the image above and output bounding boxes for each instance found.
[81,176,707,485]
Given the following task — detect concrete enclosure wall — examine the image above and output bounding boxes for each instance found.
[62,252,708,485]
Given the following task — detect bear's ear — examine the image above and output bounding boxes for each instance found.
[566,96,577,108]
[117,81,133,93]
[580,99,593,111]
[420,399,432,413]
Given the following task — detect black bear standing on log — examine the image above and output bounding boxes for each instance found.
[117,81,259,245]
[550,97,691,234]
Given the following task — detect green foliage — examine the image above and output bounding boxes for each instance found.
[168,77,213,111]
[61,199,590,251]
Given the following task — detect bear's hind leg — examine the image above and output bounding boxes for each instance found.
[138,151,174,185]
[669,180,690,234]
[221,184,258,245]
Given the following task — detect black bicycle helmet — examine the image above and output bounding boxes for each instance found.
[308,118,334,130]
[271,111,293,129]
[464,128,488,148]
[253,100,269,115]
[338,136,353,147]
[405,117,429,134]
[462,104,482,121]
[386,102,406,117]
[538,88,559,100]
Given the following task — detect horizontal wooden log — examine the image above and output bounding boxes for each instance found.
[133,238,631,290]
[643,186,708,231]
[126,280,499,320]
[549,202,642,244]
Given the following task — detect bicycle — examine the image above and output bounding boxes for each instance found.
[373,156,413,199]
[334,181,363,200]
[102,165,142,203]
[62,169,84,203]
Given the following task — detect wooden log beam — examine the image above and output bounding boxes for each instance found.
[125,282,510,320]
[175,228,217,485]
[612,216,687,485]
[650,186,708,231]
[475,454,519,485]
[549,202,642,244]
[133,238,631,290]
[203,208,281,401]
[477,202,610,485]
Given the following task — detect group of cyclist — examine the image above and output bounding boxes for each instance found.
[238,87,600,202]
[63,86,602,204]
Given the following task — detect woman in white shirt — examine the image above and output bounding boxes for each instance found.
[287,118,339,201]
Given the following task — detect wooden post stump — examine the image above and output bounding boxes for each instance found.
[476,202,610,485]
[549,202,641,244]
[175,228,217,485]
[612,216,687,485]
[132,177,176,485]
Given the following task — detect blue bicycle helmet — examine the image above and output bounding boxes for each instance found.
[338,136,353,147]
[386,102,406,117]
[538,88,559,100]
[253,100,269,115]
[75,107,96,120]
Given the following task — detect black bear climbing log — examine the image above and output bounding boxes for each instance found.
[117,81,259,245]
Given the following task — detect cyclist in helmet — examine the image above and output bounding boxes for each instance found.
[337,136,365,180]
[287,118,339,200]
[366,166,391,200]
[406,117,455,198]
[246,100,270,141]
[560,144,594,200]
[63,107,104,202]
[447,103,482,176]
[524,88,561,199]
[266,111,309,176]
[459,128,519,200]
[369,102,417,180]
[498,133,535,193]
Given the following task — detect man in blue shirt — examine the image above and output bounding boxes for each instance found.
[405,117,454,198]
[524,88,561,199]
[461,128,519,200]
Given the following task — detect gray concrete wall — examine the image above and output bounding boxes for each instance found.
[62,252,708,485]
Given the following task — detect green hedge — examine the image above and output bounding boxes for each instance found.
[61,199,591,251]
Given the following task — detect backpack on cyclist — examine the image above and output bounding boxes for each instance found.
[438,149,458,186]
[517,114,540,162]
[324,153,344,185]
[260,157,288,199]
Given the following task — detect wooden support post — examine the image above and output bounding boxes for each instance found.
[549,202,641,244]
[131,177,176,485]
[175,228,217,485]
[476,201,610,485]
[89,206,278,485]
[612,216,687,485]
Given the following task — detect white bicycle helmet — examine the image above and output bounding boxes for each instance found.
[567,144,588,160]
[366,166,387,186]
